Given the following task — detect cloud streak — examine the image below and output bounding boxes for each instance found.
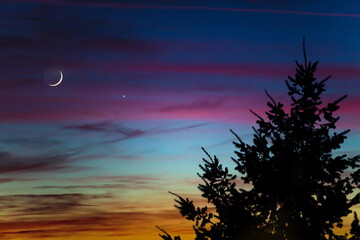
[0,151,80,174]
[0,187,193,239]
[0,193,110,216]
[0,209,190,239]
[64,121,211,144]
[160,99,225,113]
[34,175,165,191]
[9,1,360,18]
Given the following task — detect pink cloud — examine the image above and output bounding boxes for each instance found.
[0,75,358,127]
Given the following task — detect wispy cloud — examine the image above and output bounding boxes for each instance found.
[0,177,41,184]
[0,151,80,174]
[34,175,164,190]
[0,185,192,239]
[3,137,61,148]
[0,193,110,216]
[34,183,151,190]
[0,209,190,239]
[64,121,211,143]
[64,122,145,140]
[154,123,212,133]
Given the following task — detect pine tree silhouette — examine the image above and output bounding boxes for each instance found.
[158,38,360,240]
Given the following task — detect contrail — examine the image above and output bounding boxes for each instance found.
[8,1,360,18]
[107,4,360,18]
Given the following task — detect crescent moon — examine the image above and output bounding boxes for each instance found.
[49,71,63,87]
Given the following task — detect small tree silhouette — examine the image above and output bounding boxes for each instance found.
[158,38,360,240]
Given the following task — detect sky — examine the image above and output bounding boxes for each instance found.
[1,0,360,239]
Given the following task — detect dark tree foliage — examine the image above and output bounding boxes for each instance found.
[350,212,360,240]
[158,38,360,240]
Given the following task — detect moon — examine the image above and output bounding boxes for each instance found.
[48,71,63,87]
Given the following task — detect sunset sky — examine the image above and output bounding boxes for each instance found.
[1,0,360,239]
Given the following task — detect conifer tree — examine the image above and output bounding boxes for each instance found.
[158,38,360,240]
